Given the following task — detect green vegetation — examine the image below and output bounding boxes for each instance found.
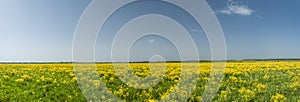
[1,62,300,101]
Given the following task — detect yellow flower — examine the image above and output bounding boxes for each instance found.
[289,81,300,91]
[15,78,24,82]
[220,90,229,100]
[148,87,153,92]
[263,75,270,80]
[3,75,10,79]
[148,99,156,102]
[196,96,202,101]
[21,74,30,79]
[109,77,114,81]
[71,77,77,82]
[256,83,267,93]
[229,76,238,83]
[160,94,169,100]
[238,87,255,101]
[270,93,286,102]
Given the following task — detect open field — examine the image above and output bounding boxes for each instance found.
[1,61,300,101]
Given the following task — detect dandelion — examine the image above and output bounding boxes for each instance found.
[3,75,10,79]
[229,76,238,83]
[109,77,114,81]
[238,87,255,101]
[15,78,24,82]
[220,90,229,100]
[148,99,156,102]
[270,93,286,102]
[263,75,270,80]
[256,83,267,93]
[21,74,30,79]
[289,81,300,91]
[196,96,202,101]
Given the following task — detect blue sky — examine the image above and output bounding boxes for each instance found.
[0,0,299,62]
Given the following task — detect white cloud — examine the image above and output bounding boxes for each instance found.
[228,5,254,16]
[147,39,155,44]
[217,0,254,16]
[218,9,232,15]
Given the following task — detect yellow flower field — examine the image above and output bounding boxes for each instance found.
[1,61,300,101]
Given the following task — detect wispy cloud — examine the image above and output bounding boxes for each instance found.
[217,0,254,16]
[147,39,155,44]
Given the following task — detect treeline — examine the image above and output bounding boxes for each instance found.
[0,62,73,64]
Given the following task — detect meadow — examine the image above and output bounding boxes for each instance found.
[1,61,300,101]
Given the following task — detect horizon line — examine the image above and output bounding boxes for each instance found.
[1,58,300,63]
